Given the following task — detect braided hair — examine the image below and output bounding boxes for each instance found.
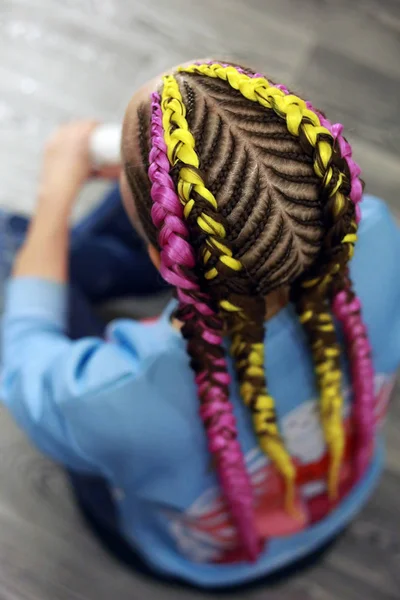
[125,62,374,560]
[146,92,259,559]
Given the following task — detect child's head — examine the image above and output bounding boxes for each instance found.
[120,61,373,560]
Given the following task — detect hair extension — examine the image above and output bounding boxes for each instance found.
[160,74,298,514]
[179,63,374,497]
[281,87,371,482]
[293,217,361,494]
[304,111,373,482]
[219,63,370,485]
[228,297,297,510]
[148,92,260,560]
[127,62,375,557]
[332,276,375,479]
[284,92,372,483]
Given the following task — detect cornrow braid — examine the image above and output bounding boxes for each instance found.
[127,62,376,561]
[178,65,345,203]
[293,213,357,497]
[160,73,297,515]
[228,297,296,511]
[161,75,243,283]
[148,92,260,560]
[297,294,345,495]
[235,68,370,478]
[300,110,373,484]
[197,61,362,218]
[179,62,374,499]
[290,90,372,483]
[295,102,373,483]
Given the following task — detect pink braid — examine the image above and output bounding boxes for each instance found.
[332,291,375,478]
[148,93,260,560]
[197,62,375,480]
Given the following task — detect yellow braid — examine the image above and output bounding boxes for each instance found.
[178,63,346,208]
[231,333,296,511]
[178,63,356,498]
[300,308,343,497]
[161,73,296,509]
[299,224,357,498]
[161,75,242,279]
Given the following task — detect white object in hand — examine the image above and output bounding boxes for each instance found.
[89,124,122,168]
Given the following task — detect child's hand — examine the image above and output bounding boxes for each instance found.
[38,120,98,212]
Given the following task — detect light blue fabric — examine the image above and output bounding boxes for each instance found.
[1,195,400,587]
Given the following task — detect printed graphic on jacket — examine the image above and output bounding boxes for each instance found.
[169,374,394,563]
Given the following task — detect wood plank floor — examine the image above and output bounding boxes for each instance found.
[0,0,399,598]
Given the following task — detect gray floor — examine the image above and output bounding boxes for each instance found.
[0,0,400,598]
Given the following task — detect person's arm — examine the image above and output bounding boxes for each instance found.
[13,121,98,282]
[1,122,136,472]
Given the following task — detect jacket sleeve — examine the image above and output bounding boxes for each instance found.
[1,278,138,473]
[351,195,400,372]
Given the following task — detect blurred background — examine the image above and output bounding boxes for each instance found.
[0,0,399,599]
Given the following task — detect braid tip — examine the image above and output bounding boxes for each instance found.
[246,537,264,563]
[327,457,341,501]
[354,447,372,483]
[284,477,303,519]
